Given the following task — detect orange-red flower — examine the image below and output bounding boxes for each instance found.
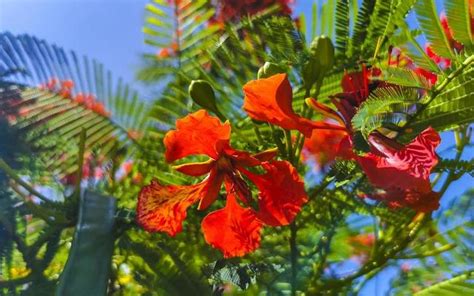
[137,110,308,257]
[212,0,293,23]
[307,69,441,212]
[302,127,352,168]
[357,127,441,212]
[348,233,375,263]
[243,73,345,137]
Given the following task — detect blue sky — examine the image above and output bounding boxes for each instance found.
[1,0,150,89]
[1,0,471,295]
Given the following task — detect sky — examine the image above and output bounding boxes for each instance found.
[0,0,150,92]
[0,0,471,295]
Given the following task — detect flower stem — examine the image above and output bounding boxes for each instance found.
[0,158,52,204]
[290,221,298,296]
[285,130,294,162]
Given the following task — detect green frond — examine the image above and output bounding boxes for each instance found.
[0,32,148,178]
[335,0,350,58]
[411,63,474,131]
[414,0,456,59]
[349,0,376,57]
[351,87,421,138]
[444,0,473,47]
[414,270,474,295]
[374,67,431,89]
[435,158,474,177]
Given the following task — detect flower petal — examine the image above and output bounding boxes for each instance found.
[197,168,225,210]
[173,160,214,176]
[303,128,350,167]
[371,188,441,212]
[243,160,308,226]
[164,110,231,162]
[228,147,278,168]
[136,179,204,236]
[306,98,346,126]
[243,74,315,137]
[201,192,262,258]
[358,127,440,191]
[252,147,279,162]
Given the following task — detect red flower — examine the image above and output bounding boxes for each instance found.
[440,12,464,53]
[330,65,390,125]
[302,127,351,168]
[157,48,171,59]
[137,110,308,257]
[213,0,293,23]
[387,47,438,86]
[243,73,345,137]
[357,127,441,212]
[61,79,74,90]
[425,44,452,69]
[348,233,375,263]
[202,184,262,258]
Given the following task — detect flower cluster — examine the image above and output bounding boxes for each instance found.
[137,64,442,257]
[245,69,441,212]
[211,0,293,23]
[39,78,110,117]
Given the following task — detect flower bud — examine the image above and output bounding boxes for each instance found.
[302,36,335,89]
[188,80,225,120]
[257,62,285,79]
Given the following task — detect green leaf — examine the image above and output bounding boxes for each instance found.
[413,270,474,295]
[444,0,473,46]
[56,191,116,296]
[414,0,456,59]
[351,87,420,138]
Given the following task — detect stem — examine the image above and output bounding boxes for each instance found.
[290,222,298,296]
[395,243,456,259]
[253,126,264,146]
[270,125,287,156]
[0,158,52,204]
[73,128,87,199]
[285,130,294,162]
[294,78,323,162]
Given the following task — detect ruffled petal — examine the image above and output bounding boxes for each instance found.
[136,179,204,236]
[243,160,308,226]
[243,74,320,137]
[164,110,231,162]
[358,127,440,191]
[201,192,262,258]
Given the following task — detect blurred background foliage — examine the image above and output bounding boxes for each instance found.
[0,0,473,295]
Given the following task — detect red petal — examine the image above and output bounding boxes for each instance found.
[243,74,316,137]
[197,168,225,210]
[252,148,278,162]
[201,192,262,258]
[243,160,308,226]
[164,110,231,162]
[371,188,441,212]
[136,179,204,236]
[227,147,278,168]
[303,128,350,167]
[359,127,440,191]
[306,98,346,126]
[173,160,214,176]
